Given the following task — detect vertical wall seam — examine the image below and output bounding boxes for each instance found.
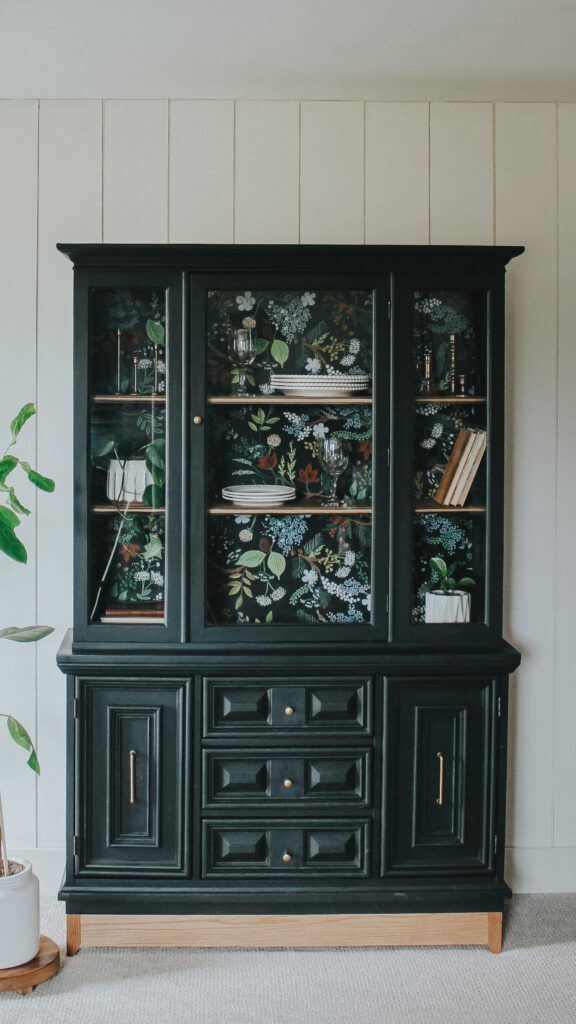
[427,103,431,244]
[362,102,367,245]
[552,100,560,847]
[298,100,302,244]
[232,101,237,244]
[492,103,496,245]
[101,100,105,241]
[34,98,40,849]
[167,100,171,243]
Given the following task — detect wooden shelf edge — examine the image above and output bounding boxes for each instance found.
[415,395,486,404]
[67,911,502,954]
[208,504,372,516]
[92,394,166,403]
[208,396,372,405]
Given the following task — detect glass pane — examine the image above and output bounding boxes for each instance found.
[205,287,374,628]
[411,291,487,625]
[87,287,167,624]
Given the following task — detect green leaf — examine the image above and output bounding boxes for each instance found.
[145,439,165,468]
[0,506,27,563]
[267,551,286,579]
[19,462,55,493]
[237,550,266,568]
[141,483,164,508]
[9,403,35,444]
[254,337,269,355]
[265,610,273,623]
[142,535,163,561]
[429,556,447,578]
[271,337,290,367]
[458,577,475,587]
[146,319,165,347]
[6,717,40,773]
[248,421,258,432]
[7,488,31,516]
[92,437,116,458]
[0,456,18,484]
[0,625,54,642]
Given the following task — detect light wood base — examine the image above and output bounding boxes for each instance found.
[67,911,503,955]
[0,936,60,995]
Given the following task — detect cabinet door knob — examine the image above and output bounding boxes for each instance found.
[193,415,203,425]
[282,852,292,863]
[283,778,294,789]
[284,706,295,717]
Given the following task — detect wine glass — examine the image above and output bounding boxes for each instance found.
[232,328,256,396]
[318,437,349,507]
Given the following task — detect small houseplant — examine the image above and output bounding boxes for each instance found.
[0,403,54,968]
[419,556,475,623]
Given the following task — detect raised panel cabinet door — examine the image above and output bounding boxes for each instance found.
[77,678,190,875]
[384,677,495,875]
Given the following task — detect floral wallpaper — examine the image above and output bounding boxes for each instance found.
[206,287,373,393]
[89,287,166,396]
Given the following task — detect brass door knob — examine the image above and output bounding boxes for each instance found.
[283,779,294,789]
[282,852,292,863]
[284,706,294,717]
[193,415,203,425]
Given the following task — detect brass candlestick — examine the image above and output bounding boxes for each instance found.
[450,334,456,394]
[420,352,436,395]
[116,330,122,394]
[153,344,159,395]
[132,356,139,395]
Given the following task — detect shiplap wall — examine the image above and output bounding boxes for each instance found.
[1,99,575,892]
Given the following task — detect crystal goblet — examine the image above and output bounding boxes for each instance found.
[318,437,348,507]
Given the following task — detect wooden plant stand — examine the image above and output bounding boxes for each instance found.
[67,911,503,956]
[0,936,60,996]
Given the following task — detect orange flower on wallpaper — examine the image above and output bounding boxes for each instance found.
[357,441,372,461]
[118,543,140,563]
[257,451,278,470]
[299,463,319,483]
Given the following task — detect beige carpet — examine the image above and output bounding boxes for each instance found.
[1,893,575,1023]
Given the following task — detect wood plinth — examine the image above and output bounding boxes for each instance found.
[0,936,60,995]
[67,912,502,956]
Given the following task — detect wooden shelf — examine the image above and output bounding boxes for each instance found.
[91,503,165,514]
[208,500,372,515]
[208,395,372,405]
[92,394,165,403]
[414,498,486,514]
[415,395,486,404]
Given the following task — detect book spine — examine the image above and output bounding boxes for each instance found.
[451,432,487,506]
[442,431,478,505]
[433,429,474,505]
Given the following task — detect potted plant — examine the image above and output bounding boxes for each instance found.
[0,403,54,969]
[419,556,475,623]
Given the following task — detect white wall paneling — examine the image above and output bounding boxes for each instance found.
[554,103,576,848]
[103,101,168,243]
[365,102,429,245]
[0,101,39,848]
[495,103,558,853]
[0,96,573,889]
[235,101,300,245]
[430,102,494,244]
[169,101,234,244]
[36,100,103,848]
[300,101,364,244]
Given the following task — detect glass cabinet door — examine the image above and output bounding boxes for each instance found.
[195,279,388,638]
[77,271,182,640]
[392,275,504,640]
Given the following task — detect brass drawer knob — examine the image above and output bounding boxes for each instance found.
[284,706,295,717]
[283,778,294,789]
[193,415,203,425]
[282,852,292,863]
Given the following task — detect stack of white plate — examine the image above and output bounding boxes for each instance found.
[270,373,370,397]
[221,484,296,506]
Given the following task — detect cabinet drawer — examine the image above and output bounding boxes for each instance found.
[203,677,372,736]
[203,748,371,807]
[203,820,370,877]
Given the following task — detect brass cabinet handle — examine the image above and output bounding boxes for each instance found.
[282,852,292,863]
[284,706,295,717]
[193,415,203,425]
[129,749,136,805]
[436,751,444,806]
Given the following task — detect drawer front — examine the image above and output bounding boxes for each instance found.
[203,677,372,736]
[203,821,371,877]
[203,749,371,807]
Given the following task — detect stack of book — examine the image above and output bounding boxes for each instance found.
[433,428,487,506]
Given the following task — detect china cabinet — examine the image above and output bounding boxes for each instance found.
[57,243,522,953]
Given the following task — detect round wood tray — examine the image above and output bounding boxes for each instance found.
[0,935,60,995]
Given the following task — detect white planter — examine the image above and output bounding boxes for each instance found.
[106,458,153,502]
[0,859,40,968]
[424,589,471,623]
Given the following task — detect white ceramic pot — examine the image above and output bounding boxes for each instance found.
[424,589,471,623]
[0,859,40,968]
[106,458,153,502]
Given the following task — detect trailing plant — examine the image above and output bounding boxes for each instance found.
[0,404,55,873]
[418,556,475,595]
